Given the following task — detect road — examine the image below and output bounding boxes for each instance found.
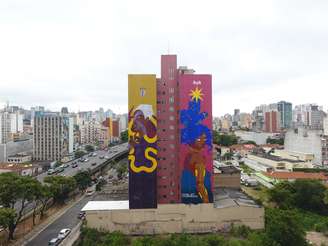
[25,195,93,246]
[36,143,128,183]
[14,143,128,224]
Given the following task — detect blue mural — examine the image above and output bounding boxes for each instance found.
[180,87,213,204]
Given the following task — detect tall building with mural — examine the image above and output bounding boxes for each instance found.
[128,55,213,209]
[179,74,213,204]
[128,75,158,209]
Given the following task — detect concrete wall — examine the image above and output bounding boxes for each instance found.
[213,173,240,189]
[285,128,322,165]
[85,203,264,235]
[0,139,33,162]
[235,131,274,145]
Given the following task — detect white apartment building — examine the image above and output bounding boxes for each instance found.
[80,120,100,145]
[33,112,74,161]
[0,112,11,144]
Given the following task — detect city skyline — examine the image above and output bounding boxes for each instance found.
[1,0,328,116]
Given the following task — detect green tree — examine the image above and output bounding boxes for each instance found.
[213,131,238,146]
[266,137,284,145]
[292,179,327,213]
[0,208,16,238]
[37,185,53,219]
[265,209,307,246]
[267,181,295,209]
[120,130,128,143]
[44,176,77,204]
[85,145,95,153]
[0,173,42,240]
[74,171,92,191]
[75,150,86,159]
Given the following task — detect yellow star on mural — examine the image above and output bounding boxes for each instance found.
[189,87,204,102]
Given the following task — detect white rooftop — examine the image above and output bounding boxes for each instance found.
[81,200,129,211]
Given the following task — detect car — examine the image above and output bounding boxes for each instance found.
[91,162,97,166]
[56,167,64,173]
[104,156,109,159]
[88,153,93,157]
[78,211,86,219]
[47,169,56,175]
[72,163,78,168]
[84,158,89,162]
[63,163,69,168]
[86,187,95,196]
[48,237,61,246]
[58,228,71,239]
[99,156,104,159]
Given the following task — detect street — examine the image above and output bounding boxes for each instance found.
[25,195,92,246]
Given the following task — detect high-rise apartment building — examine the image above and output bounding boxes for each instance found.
[80,120,99,145]
[277,101,292,129]
[0,112,11,144]
[128,54,213,209]
[33,112,73,161]
[264,111,280,133]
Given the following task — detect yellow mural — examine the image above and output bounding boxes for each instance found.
[128,75,157,174]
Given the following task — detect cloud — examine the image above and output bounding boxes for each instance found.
[0,0,327,116]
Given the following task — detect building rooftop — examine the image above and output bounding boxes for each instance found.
[214,188,260,209]
[82,200,129,211]
[263,171,328,181]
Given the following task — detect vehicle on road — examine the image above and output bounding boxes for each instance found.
[99,156,104,159]
[56,167,64,173]
[78,211,86,219]
[58,228,71,239]
[48,237,61,246]
[104,156,109,159]
[47,169,56,175]
[91,162,97,166]
[86,187,95,196]
[88,153,93,157]
[84,158,89,162]
[72,163,78,168]
[62,163,69,168]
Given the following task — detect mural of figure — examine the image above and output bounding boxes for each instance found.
[180,87,213,204]
[128,104,158,209]
[128,104,157,173]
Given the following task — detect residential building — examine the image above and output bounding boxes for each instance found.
[128,54,213,209]
[80,119,99,145]
[33,112,74,161]
[0,112,11,144]
[293,104,325,129]
[264,111,280,133]
[277,101,292,129]
[252,109,264,131]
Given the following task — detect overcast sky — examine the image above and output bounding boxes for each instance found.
[0,0,328,116]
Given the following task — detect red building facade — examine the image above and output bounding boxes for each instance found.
[264,111,279,133]
[157,55,180,204]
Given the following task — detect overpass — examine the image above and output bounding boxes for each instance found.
[36,143,128,182]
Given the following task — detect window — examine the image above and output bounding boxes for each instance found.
[169,125,174,130]
[169,106,174,112]
[169,97,174,104]
[140,88,146,97]
[169,88,174,93]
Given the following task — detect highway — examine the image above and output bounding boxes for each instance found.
[36,143,128,183]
